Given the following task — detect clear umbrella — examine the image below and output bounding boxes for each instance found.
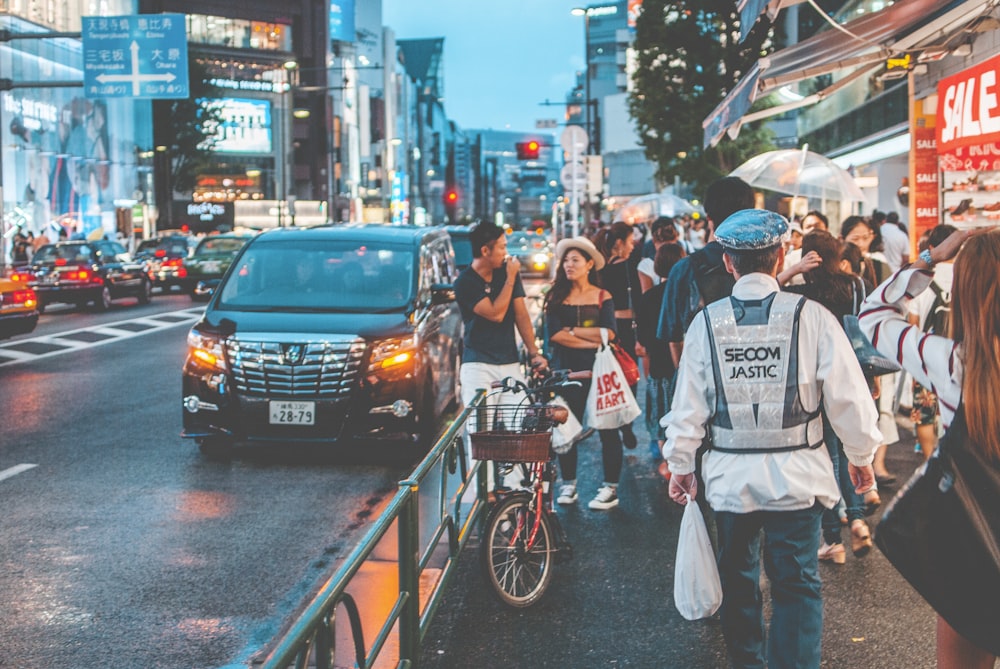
[729,147,868,203]
[614,192,704,224]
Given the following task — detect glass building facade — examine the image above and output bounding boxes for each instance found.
[1,3,150,243]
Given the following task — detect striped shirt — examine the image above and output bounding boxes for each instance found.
[859,267,963,429]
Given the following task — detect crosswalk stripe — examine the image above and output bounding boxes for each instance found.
[0,307,203,367]
[0,464,38,482]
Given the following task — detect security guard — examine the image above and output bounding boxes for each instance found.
[662,209,882,669]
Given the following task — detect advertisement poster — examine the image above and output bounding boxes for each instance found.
[936,52,1000,229]
[911,96,939,243]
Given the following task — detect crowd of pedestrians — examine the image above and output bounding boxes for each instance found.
[454,175,998,667]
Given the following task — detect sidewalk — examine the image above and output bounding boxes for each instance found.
[419,390,938,668]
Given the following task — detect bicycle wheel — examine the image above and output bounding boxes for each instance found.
[479,492,555,607]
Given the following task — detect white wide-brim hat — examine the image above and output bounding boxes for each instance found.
[555,236,605,271]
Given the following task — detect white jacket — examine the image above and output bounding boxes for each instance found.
[662,273,883,513]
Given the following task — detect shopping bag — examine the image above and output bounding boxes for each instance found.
[674,495,722,621]
[550,395,584,455]
[875,403,1000,655]
[584,328,641,430]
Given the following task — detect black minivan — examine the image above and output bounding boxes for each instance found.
[181,225,463,456]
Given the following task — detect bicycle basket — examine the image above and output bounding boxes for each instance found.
[469,404,557,462]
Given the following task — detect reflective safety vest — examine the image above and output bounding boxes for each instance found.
[703,292,823,454]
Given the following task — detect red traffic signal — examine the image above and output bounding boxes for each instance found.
[444,189,459,204]
[516,140,541,160]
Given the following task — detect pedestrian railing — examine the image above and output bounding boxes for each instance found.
[256,390,487,669]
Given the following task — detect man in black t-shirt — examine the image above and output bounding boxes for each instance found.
[454,222,546,410]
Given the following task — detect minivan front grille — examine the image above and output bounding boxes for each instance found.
[226,336,367,398]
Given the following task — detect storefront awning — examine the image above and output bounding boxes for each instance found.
[737,0,804,43]
[705,0,987,147]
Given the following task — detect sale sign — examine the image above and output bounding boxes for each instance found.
[937,52,1000,162]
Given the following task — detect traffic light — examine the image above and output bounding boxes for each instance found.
[515,140,541,160]
[443,188,459,220]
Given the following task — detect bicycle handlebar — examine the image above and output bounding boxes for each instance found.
[488,369,592,394]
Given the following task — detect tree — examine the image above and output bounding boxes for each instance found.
[629,0,777,195]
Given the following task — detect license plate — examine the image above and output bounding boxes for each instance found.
[269,401,315,425]
[202,260,221,273]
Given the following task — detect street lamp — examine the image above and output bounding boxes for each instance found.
[279,59,298,227]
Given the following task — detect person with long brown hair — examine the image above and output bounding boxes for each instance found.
[842,215,898,485]
[859,226,1000,668]
[783,231,875,564]
[592,221,642,451]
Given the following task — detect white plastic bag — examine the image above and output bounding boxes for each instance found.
[550,395,584,455]
[674,495,723,620]
[584,328,642,430]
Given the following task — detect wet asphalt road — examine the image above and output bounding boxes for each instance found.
[0,295,413,669]
[419,399,939,669]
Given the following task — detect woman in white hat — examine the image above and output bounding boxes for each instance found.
[544,236,626,510]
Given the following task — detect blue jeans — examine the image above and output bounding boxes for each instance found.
[715,503,824,669]
[822,418,865,545]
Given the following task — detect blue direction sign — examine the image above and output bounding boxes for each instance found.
[82,14,189,99]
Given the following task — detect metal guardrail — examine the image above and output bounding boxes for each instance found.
[256,390,487,669]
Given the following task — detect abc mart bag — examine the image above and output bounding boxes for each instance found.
[584,328,641,430]
[875,402,1000,655]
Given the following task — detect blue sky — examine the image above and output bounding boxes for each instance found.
[382,0,587,134]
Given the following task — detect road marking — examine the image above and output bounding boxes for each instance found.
[0,307,203,367]
[0,464,38,482]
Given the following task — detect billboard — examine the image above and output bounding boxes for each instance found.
[202,98,273,154]
[330,0,356,42]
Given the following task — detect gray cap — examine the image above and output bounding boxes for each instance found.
[714,209,789,251]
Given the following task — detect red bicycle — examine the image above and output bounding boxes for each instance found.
[472,369,589,607]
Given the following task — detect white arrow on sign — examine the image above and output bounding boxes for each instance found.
[94,41,177,95]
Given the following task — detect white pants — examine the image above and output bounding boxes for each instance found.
[877,371,900,445]
[460,361,526,491]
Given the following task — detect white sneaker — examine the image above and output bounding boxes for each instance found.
[556,484,578,505]
[588,485,619,510]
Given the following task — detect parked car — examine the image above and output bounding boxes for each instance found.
[507,230,554,277]
[181,225,463,456]
[0,275,39,339]
[21,240,152,312]
[182,233,255,300]
[443,224,474,272]
[134,234,196,291]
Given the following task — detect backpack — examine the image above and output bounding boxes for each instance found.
[923,281,951,336]
[691,249,735,308]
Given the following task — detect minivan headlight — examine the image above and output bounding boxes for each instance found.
[187,329,227,371]
[369,335,417,371]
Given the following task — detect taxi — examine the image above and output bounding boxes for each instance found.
[0,274,39,339]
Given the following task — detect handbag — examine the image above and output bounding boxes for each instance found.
[674,495,723,620]
[610,340,640,387]
[584,328,642,430]
[874,401,1000,655]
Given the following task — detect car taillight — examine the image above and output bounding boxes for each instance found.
[164,257,184,267]
[10,272,32,282]
[64,269,89,281]
[155,249,167,258]
[13,289,37,309]
[55,258,67,266]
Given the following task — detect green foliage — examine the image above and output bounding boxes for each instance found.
[628,0,777,196]
[152,58,224,194]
